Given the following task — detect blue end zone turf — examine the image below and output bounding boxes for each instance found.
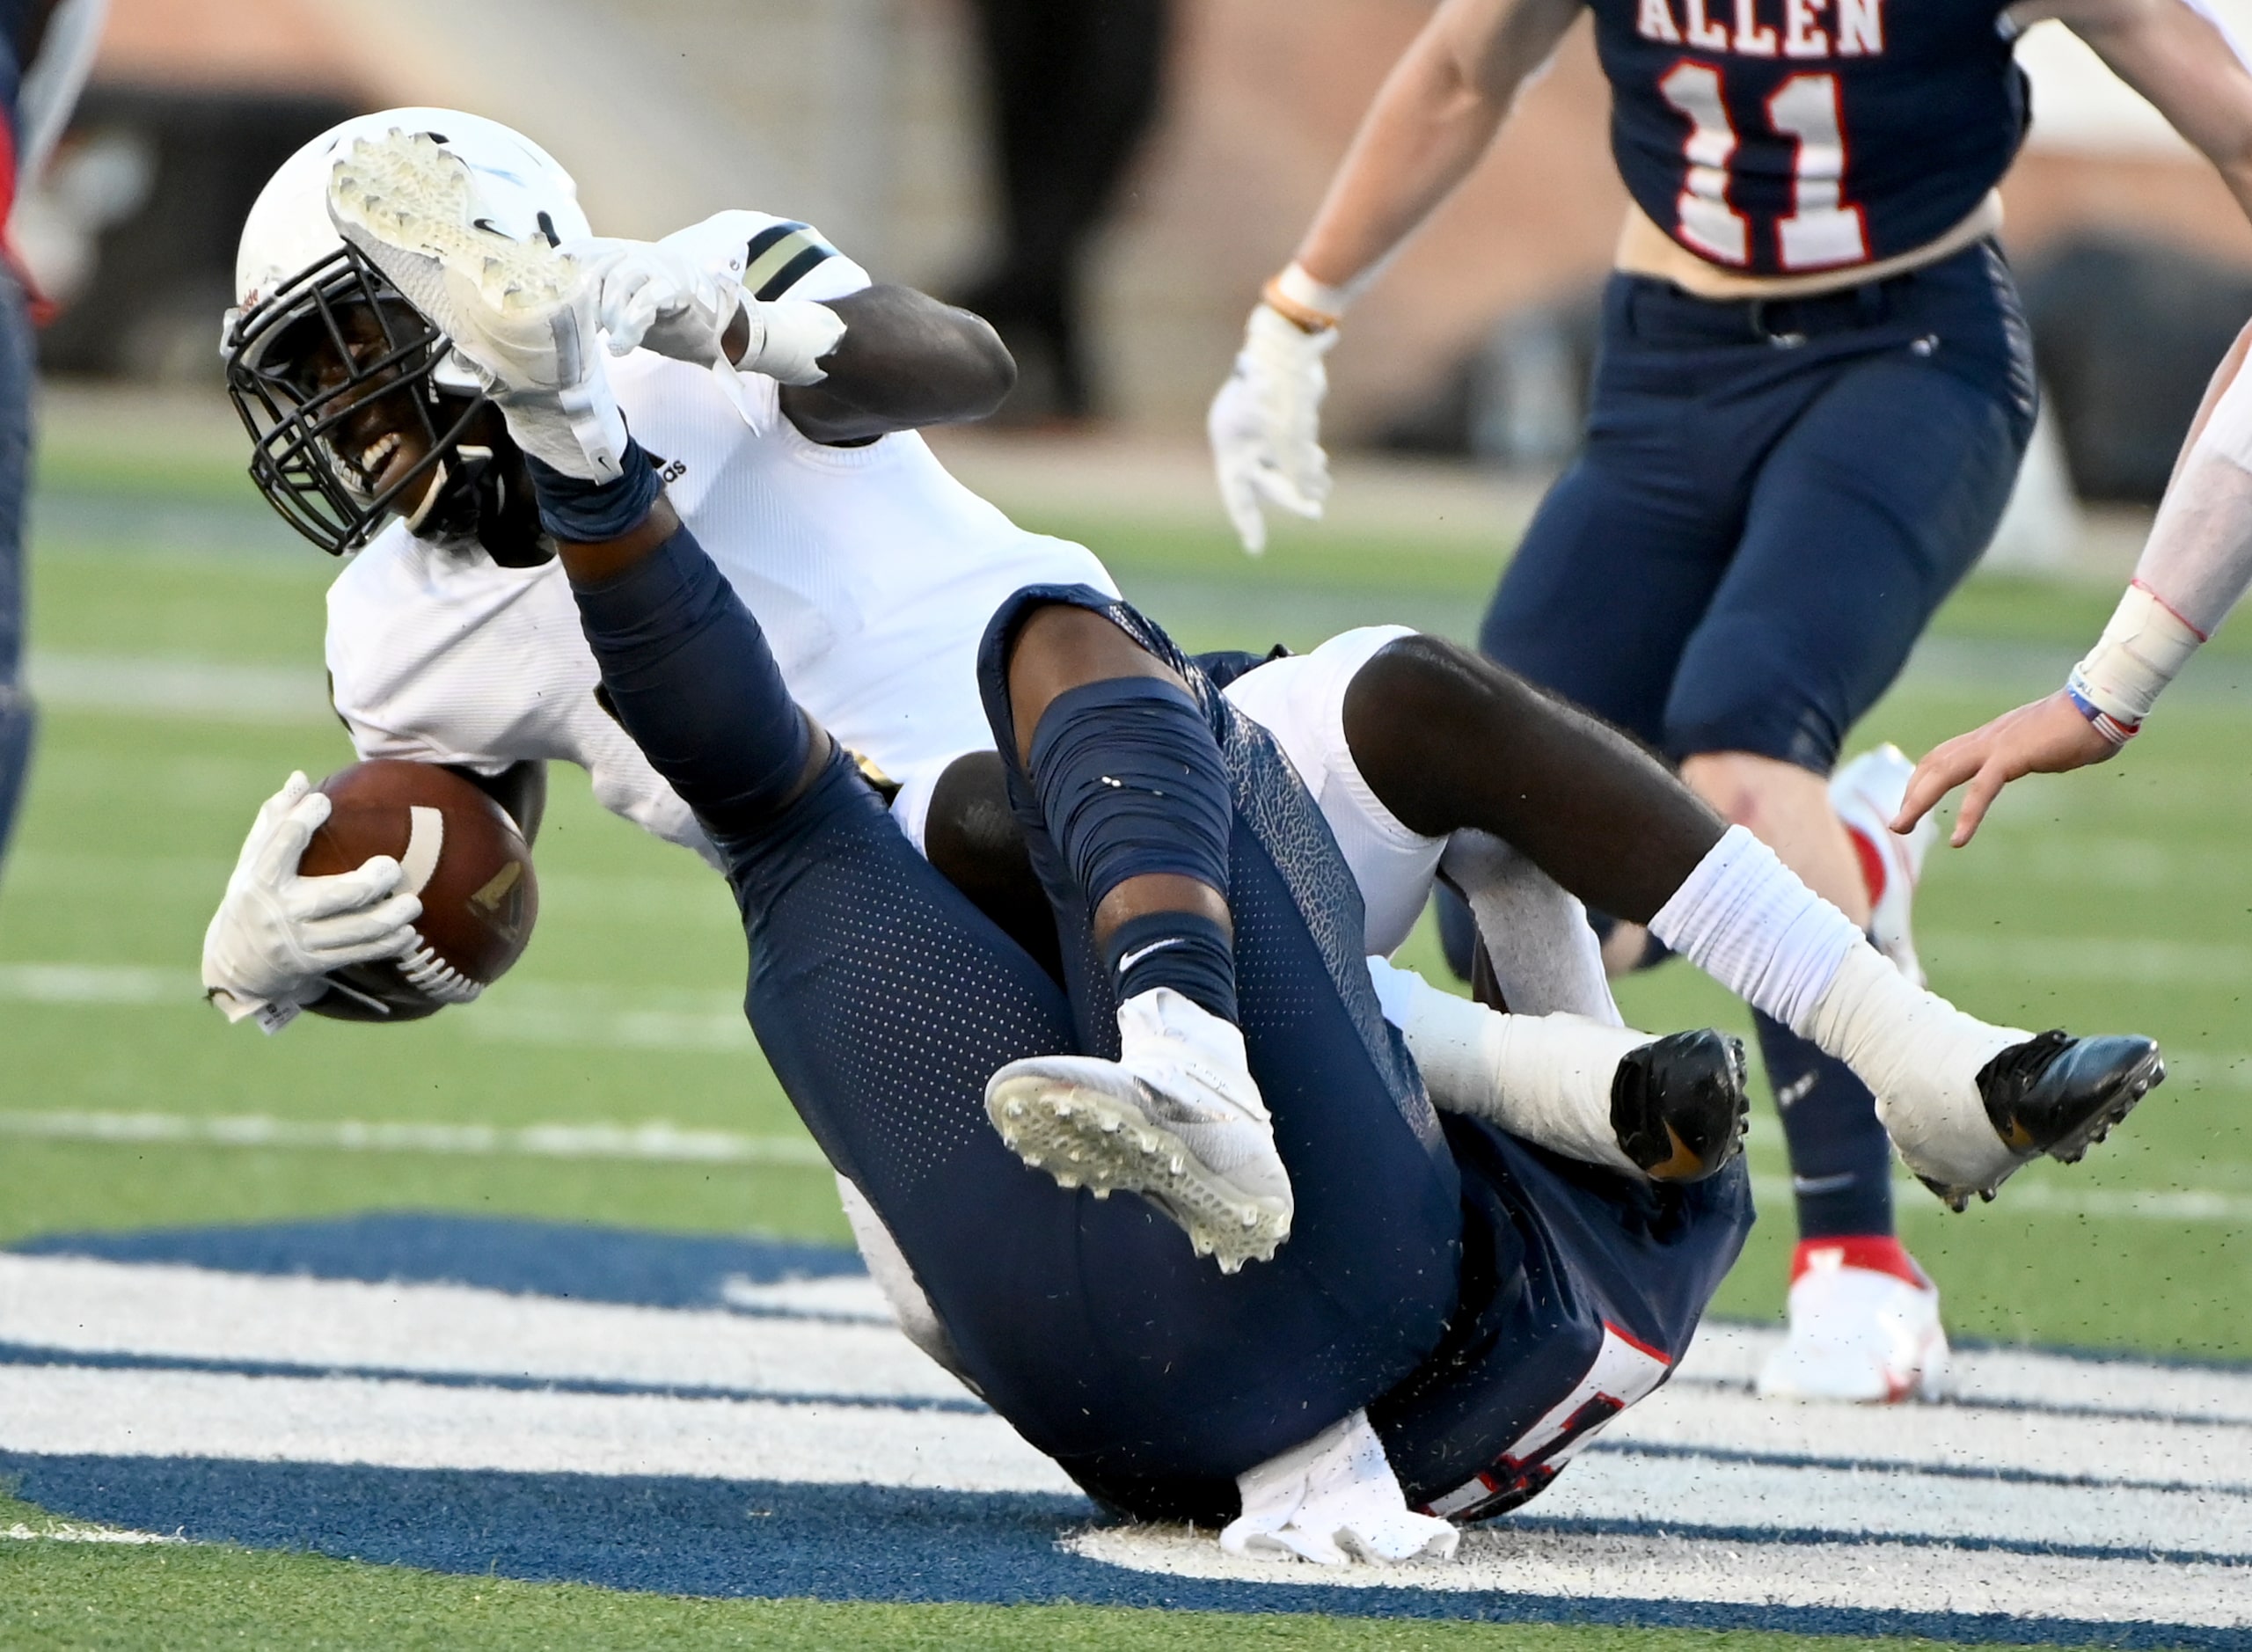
[2,1454,2239,1648]
[4,1214,2246,1647]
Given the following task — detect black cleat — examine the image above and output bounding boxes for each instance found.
[1919,1031,2165,1212]
[1611,1028,1750,1183]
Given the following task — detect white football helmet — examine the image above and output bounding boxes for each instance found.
[224,109,592,556]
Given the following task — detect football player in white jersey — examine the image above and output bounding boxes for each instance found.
[205,113,1769,1208]
[200,120,2162,1547]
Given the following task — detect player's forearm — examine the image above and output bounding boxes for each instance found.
[1291,0,1574,291]
[1294,50,1508,289]
[2066,333,2252,741]
[778,286,1015,443]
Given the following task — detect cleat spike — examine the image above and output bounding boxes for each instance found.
[1092,1187,1110,1200]
[1057,1173,1079,1190]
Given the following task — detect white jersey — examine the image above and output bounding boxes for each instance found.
[326,222,1114,854]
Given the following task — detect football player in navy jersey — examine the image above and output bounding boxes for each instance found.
[1209,0,2252,1402]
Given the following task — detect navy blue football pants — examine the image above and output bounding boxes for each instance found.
[1482,239,2036,771]
[569,537,1751,1520]
[0,267,36,871]
[1482,241,2036,1241]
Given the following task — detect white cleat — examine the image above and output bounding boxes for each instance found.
[1757,1238,1950,1404]
[325,129,627,479]
[1830,743,1934,986]
[985,987,1293,1272]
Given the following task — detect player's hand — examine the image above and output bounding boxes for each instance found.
[1209,303,1338,555]
[567,237,742,365]
[569,236,844,386]
[1893,691,2121,848]
[201,772,422,1023]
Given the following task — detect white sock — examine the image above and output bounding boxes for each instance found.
[1438,830,1621,1024]
[1648,824,1861,1027]
[1652,825,2029,1193]
[1370,959,1645,1176]
[1794,947,2026,1194]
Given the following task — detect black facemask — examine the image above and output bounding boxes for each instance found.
[226,244,552,567]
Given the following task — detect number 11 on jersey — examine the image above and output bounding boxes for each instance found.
[1658,62,1869,270]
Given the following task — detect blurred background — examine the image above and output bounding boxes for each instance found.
[4,0,2249,1358]
[34,0,2252,493]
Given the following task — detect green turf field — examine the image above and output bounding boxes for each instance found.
[1,405,2242,1646]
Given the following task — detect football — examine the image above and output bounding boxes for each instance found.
[296,759,539,1022]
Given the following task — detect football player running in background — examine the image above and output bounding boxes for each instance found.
[1897,321,2252,835]
[1209,0,2252,1403]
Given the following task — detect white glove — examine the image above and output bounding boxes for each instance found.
[1208,302,1337,555]
[568,235,845,386]
[570,237,742,366]
[1219,1411,1459,1567]
[201,772,422,1034]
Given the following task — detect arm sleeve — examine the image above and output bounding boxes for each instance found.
[2131,351,2252,639]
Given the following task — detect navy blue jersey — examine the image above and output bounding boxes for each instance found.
[1590,0,2029,275]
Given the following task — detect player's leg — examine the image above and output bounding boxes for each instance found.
[976,588,1297,1268]
[0,263,35,874]
[1474,291,1740,755]
[1661,291,2033,1396]
[1473,277,1758,985]
[1219,619,2160,1218]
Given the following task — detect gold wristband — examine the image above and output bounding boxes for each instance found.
[1260,275,1341,335]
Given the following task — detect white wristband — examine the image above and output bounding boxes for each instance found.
[2067,582,2205,730]
[1273,262,1362,321]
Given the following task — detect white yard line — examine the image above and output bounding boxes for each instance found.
[0,1108,825,1167]
[26,654,333,724]
[1069,1525,2252,1626]
[0,962,761,1052]
[0,1105,2241,1223]
[1,1520,182,1546]
[4,1245,2249,1623]
[0,1367,1072,1495]
[0,1362,2235,1560]
[0,1254,943,1400]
